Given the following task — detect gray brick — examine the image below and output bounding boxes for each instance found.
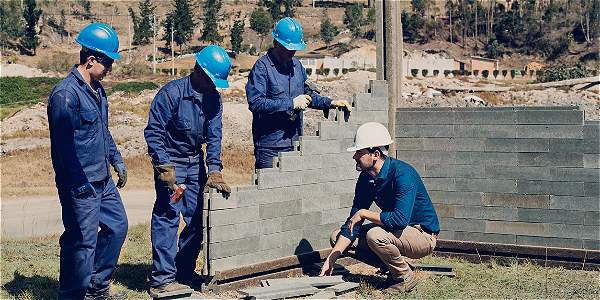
[517,208,585,225]
[257,170,303,189]
[423,177,455,191]
[396,111,454,125]
[485,138,549,152]
[517,152,583,167]
[210,206,259,226]
[259,199,302,219]
[300,138,342,155]
[583,122,600,139]
[546,223,587,239]
[583,239,600,251]
[454,205,518,220]
[279,154,323,171]
[395,138,423,150]
[437,231,455,240]
[302,195,341,213]
[395,125,454,138]
[583,140,600,154]
[455,151,518,165]
[424,164,485,178]
[451,138,486,151]
[368,80,388,98]
[211,237,259,259]
[301,167,357,184]
[320,152,355,169]
[321,208,351,225]
[455,178,517,193]
[581,225,600,240]
[432,204,455,218]
[553,167,600,182]
[481,193,549,208]
[453,231,516,244]
[338,193,355,208]
[439,218,486,232]
[210,222,260,243]
[454,125,516,138]
[275,212,323,233]
[428,191,483,206]
[516,235,583,249]
[420,138,484,151]
[549,139,584,153]
[583,154,600,168]
[351,111,388,124]
[549,196,600,211]
[585,182,599,197]
[486,220,545,236]
[353,93,387,111]
[517,180,584,196]
[584,211,599,226]
[396,150,457,165]
[516,125,583,139]
[318,121,358,140]
[455,111,516,124]
[329,179,358,194]
[210,247,287,273]
[485,165,553,180]
[259,229,304,250]
[515,110,583,125]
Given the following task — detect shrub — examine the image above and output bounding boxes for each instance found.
[410,69,418,77]
[510,70,516,78]
[306,68,312,76]
[323,68,330,76]
[333,68,339,76]
[536,64,592,83]
[433,70,439,76]
[112,62,153,77]
[529,70,535,77]
[109,81,159,96]
[482,70,489,78]
[367,67,377,72]
[444,70,452,76]
[466,71,472,76]
[0,77,61,105]
[422,69,428,77]
[502,70,508,77]
[452,70,460,76]
[520,70,526,76]
[493,70,499,78]
[37,52,76,73]
[316,69,323,75]
[348,68,357,72]
[342,68,349,74]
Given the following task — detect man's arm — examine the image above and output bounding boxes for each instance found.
[204,93,223,173]
[379,173,417,231]
[301,65,332,110]
[246,62,293,114]
[319,235,352,276]
[144,89,175,165]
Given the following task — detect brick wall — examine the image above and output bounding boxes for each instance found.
[395,107,599,250]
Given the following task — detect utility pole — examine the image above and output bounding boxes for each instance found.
[171,25,175,76]
[153,14,157,74]
[128,14,132,63]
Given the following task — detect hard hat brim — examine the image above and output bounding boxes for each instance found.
[274,37,307,51]
[200,64,229,89]
[346,140,394,153]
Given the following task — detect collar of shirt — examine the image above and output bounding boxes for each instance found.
[375,156,391,183]
[71,66,102,102]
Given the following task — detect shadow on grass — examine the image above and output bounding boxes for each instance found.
[112,262,152,292]
[2,271,59,300]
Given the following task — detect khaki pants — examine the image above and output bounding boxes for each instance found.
[330,224,436,281]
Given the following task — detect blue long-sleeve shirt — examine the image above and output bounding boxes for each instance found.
[340,157,440,241]
[246,49,332,148]
[47,67,123,188]
[144,76,223,172]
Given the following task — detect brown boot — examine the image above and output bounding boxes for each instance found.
[383,271,420,293]
[148,281,193,299]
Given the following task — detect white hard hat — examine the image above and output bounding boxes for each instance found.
[346,122,394,152]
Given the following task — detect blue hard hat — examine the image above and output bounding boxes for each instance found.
[272,17,307,51]
[195,45,232,89]
[75,22,122,60]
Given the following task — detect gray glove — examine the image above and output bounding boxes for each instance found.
[113,162,127,188]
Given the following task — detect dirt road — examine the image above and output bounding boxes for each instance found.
[1,189,156,238]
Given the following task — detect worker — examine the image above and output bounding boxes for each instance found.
[319,122,440,293]
[246,17,352,169]
[47,22,128,300]
[144,45,232,298]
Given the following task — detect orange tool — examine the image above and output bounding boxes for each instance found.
[170,184,187,203]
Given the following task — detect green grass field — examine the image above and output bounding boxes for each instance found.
[1,224,598,299]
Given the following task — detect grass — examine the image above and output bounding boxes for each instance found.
[2,224,598,299]
[0,77,61,120]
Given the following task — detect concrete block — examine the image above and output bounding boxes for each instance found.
[583,121,600,139]
[485,221,546,236]
[210,247,288,272]
[582,140,600,154]
[546,223,587,239]
[350,111,388,124]
[318,152,355,169]
[302,167,358,184]
[583,154,600,168]
[321,208,351,225]
[395,138,423,150]
[517,180,584,196]
[300,138,342,155]
[396,111,454,125]
[451,138,486,151]
[210,206,259,226]
[257,170,303,189]
[454,205,518,221]
[581,225,600,240]
[455,178,517,193]
[485,165,553,180]
[484,138,549,152]
[353,93,387,111]
[302,195,341,213]
[454,111,515,125]
[455,151,518,165]
[432,204,455,218]
[517,152,583,167]
[210,237,259,259]
[325,282,360,294]
[368,80,388,98]
[240,284,320,299]
[584,211,599,226]
[481,193,549,208]
[267,212,322,234]
[424,164,485,178]
[279,154,323,171]
[318,121,358,140]
[453,125,516,138]
[329,179,358,194]
[421,138,485,151]
[516,235,583,249]
[338,193,355,208]
[516,125,583,139]
[453,231,516,244]
[553,167,600,182]
[583,239,600,251]
[397,150,457,165]
[515,110,583,125]
[439,218,486,232]
[423,177,455,191]
[549,139,584,153]
[517,208,585,225]
[259,199,302,219]
[266,275,345,288]
[549,196,600,211]
[210,221,260,243]
[428,191,483,206]
[259,229,304,250]
[437,230,455,240]
[306,290,336,299]
[584,182,599,197]
[302,223,342,245]
[396,125,454,138]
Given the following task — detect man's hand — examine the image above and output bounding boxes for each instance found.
[319,257,335,276]
[113,163,127,188]
[330,100,352,114]
[293,94,311,110]
[348,209,364,236]
[155,164,178,191]
[204,171,231,193]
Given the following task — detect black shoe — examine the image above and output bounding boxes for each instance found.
[175,272,207,291]
[84,289,128,300]
[148,282,193,299]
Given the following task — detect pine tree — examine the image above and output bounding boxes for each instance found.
[260,0,300,21]
[162,0,195,52]
[22,0,42,55]
[0,0,25,46]
[343,4,363,38]
[129,0,155,45]
[200,0,223,43]
[250,7,273,50]
[320,13,338,46]
[230,11,245,54]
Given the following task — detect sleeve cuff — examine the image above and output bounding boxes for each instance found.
[380,211,391,229]
[208,164,222,173]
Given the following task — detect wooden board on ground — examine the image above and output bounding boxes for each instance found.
[263,275,345,288]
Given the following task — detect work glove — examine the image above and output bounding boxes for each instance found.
[71,182,97,199]
[293,94,311,110]
[155,164,178,191]
[204,171,231,194]
[113,162,127,189]
[330,100,353,114]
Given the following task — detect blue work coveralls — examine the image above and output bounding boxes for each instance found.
[47,67,128,300]
[144,76,223,287]
[246,49,332,168]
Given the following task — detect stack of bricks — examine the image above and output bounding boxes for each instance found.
[202,80,389,275]
[395,107,599,250]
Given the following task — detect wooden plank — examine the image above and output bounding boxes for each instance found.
[265,275,345,288]
[241,285,320,299]
[240,283,316,297]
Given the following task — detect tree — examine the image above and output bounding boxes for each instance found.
[201,0,223,43]
[446,0,455,43]
[320,12,338,46]
[77,0,94,20]
[162,0,196,52]
[343,4,363,38]
[250,7,273,50]
[48,8,67,40]
[230,11,245,53]
[0,0,25,47]
[129,0,155,45]
[485,36,501,58]
[22,0,42,55]
[260,0,300,20]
